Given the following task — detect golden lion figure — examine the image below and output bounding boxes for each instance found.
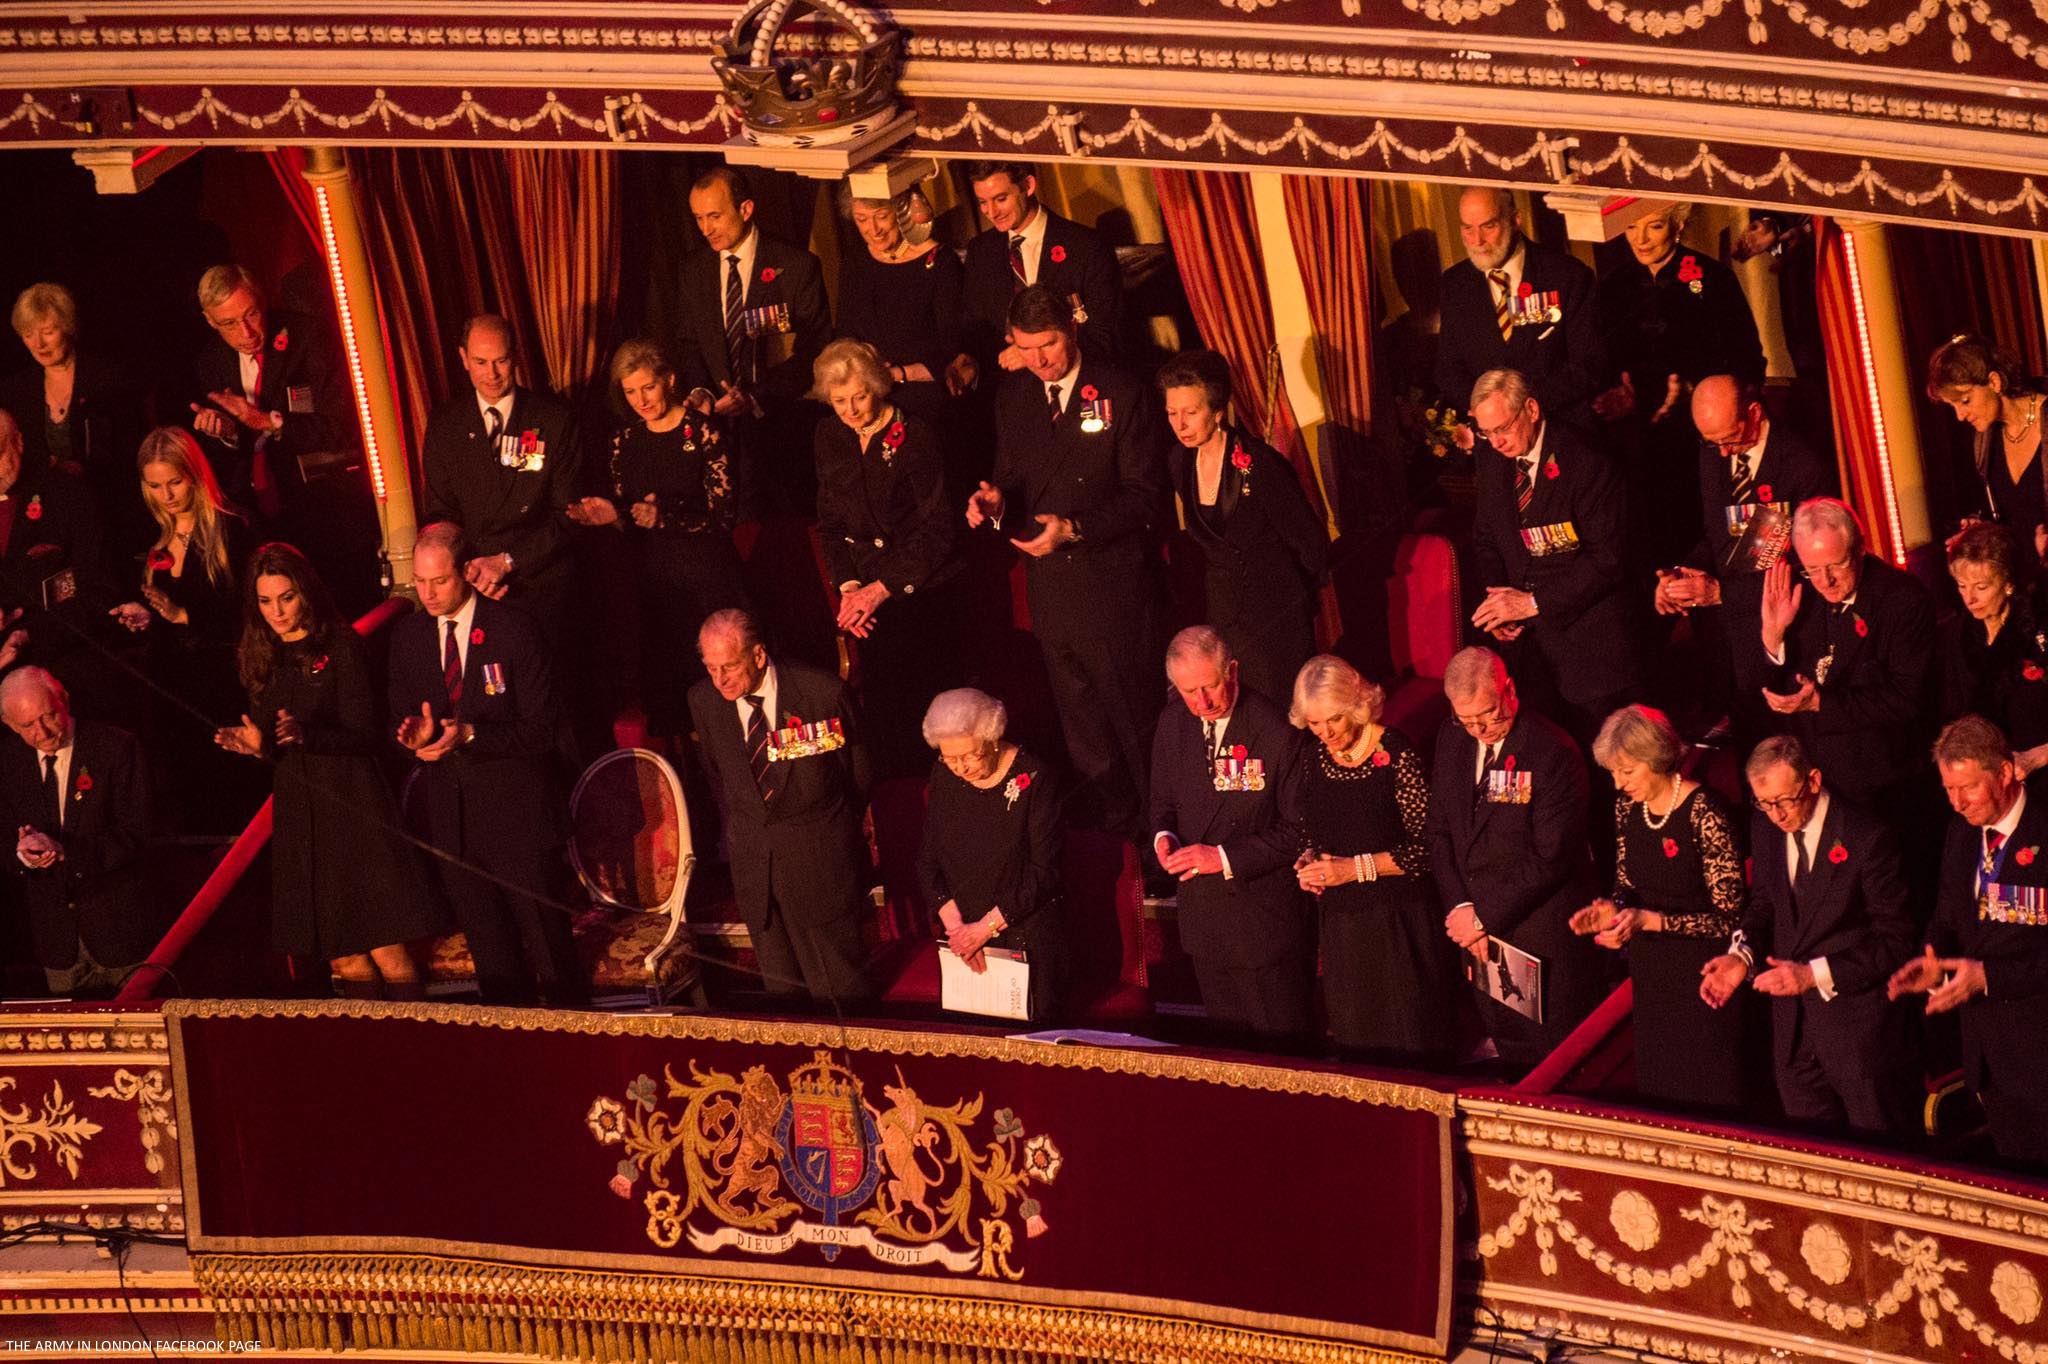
[711,1065,788,1217]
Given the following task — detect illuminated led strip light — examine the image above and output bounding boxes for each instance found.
[1838,228,1907,566]
[312,182,387,503]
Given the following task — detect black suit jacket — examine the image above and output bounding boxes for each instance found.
[1472,422,1643,704]
[387,593,564,859]
[814,411,956,595]
[686,661,871,933]
[674,231,831,406]
[0,721,151,970]
[0,465,114,662]
[1764,555,1936,805]
[421,387,583,590]
[1690,420,1839,577]
[0,351,149,551]
[1741,798,1916,1078]
[1434,243,1604,425]
[192,306,357,505]
[1930,789,2048,1093]
[991,356,1167,631]
[1170,428,1327,614]
[1427,711,1603,1015]
[961,210,1124,368]
[1148,690,1310,969]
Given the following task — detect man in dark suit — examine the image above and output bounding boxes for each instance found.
[686,608,871,1007]
[1427,647,1604,1066]
[1890,716,2048,1167]
[0,667,150,995]
[673,167,830,517]
[388,522,583,1008]
[1468,368,1643,744]
[1149,626,1311,1046]
[1760,498,1940,889]
[1698,735,1919,1139]
[189,264,377,605]
[420,315,583,645]
[966,284,1168,838]
[948,160,1124,394]
[1434,186,1604,434]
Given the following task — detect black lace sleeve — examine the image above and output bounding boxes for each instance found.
[1664,788,1748,937]
[1389,745,1431,874]
[1612,793,1636,905]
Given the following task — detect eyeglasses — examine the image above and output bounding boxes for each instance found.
[1474,403,1528,443]
[1800,555,1856,583]
[1751,793,1811,816]
[1454,704,1511,733]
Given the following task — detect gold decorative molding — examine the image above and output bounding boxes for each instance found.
[85,1068,175,1177]
[0,1079,100,1185]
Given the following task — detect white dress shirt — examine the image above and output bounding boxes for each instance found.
[1008,204,1051,286]
[721,228,762,327]
[735,662,781,735]
[1044,354,1082,415]
[1483,242,1529,309]
[476,391,514,443]
[439,592,481,683]
[238,350,262,403]
[32,740,75,838]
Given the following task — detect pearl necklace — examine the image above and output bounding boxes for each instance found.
[1640,778,1688,831]
[2003,394,2041,444]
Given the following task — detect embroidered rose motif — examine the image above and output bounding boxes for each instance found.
[759,267,777,284]
[1800,1222,1851,1286]
[74,770,92,793]
[1755,484,1773,503]
[1080,384,1099,402]
[608,1172,635,1199]
[146,549,174,572]
[586,1096,626,1145]
[1371,749,1391,767]
[1662,838,1679,859]
[273,329,290,352]
[1827,841,1847,865]
[25,496,42,521]
[471,628,485,646]
[2019,846,2039,867]
[1993,1260,2043,1325]
[1023,1133,1063,1183]
[1609,1190,1660,1252]
[2027,663,2045,683]
[1853,615,1868,638]
[1021,1197,1048,1238]
[1543,460,1560,480]
[1049,244,1067,264]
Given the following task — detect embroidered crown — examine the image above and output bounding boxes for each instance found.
[713,0,902,148]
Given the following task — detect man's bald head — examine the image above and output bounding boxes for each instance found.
[1691,375,1741,432]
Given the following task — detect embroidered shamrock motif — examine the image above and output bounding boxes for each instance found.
[25,496,42,521]
[1853,615,1868,638]
[470,628,485,646]
[74,769,92,794]
[1755,484,1773,503]
[146,549,174,572]
[1049,245,1067,264]
[273,329,290,351]
[1543,460,1560,480]
[1662,838,1679,859]
[1827,841,1848,865]
[1080,384,1099,402]
[760,267,777,284]
[2027,662,2045,683]
[1371,749,1391,767]
[2019,846,2040,867]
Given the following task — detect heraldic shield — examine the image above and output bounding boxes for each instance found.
[777,1054,882,1259]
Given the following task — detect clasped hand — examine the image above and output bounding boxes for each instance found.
[1444,903,1489,958]
[836,581,890,638]
[464,554,513,601]
[1471,586,1535,635]
[396,702,464,761]
[1155,834,1223,881]
[1569,898,1642,949]
[15,824,58,870]
[1887,944,1987,1015]
[1654,567,1721,616]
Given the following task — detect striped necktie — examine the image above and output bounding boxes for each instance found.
[745,694,774,802]
[1728,452,1756,505]
[723,253,750,386]
[1489,269,1513,342]
[1514,458,1534,515]
[442,619,464,717]
[1009,233,1028,290]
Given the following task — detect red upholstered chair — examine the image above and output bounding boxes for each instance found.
[870,777,942,1006]
[1060,830,1153,1026]
[1380,532,1460,750]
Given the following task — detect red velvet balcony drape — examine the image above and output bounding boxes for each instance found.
[1279,172,1374,493]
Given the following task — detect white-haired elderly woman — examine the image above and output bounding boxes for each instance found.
[1569,704,1749,1112]
[833,182,964,433]
[1592,201,1766,567]
[0,282,146,545]
[1289,654,1455,1062]
[814,337,961,777]
[914,687,1066,1022]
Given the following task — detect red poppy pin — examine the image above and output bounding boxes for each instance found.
[1014,772,1032,791]
[923,251,938,270]
[1662,837,1679,859]
[146,549,173,572]
[1080,384,1099,402]
[1755,484,1773,503]
[310,655,330,675]
[1517,281,1534,298]
[882,421,906,453]
[2027,663,2045,682]
[1231,744,1247,760]
[1543,460,1561,480]
[74,769,92,794]
[273,329,289,352]
[24,496,42,522]
[1676,256,1703,283]
[785,713,802,726]
[1827,841,1848,865]
[1371,749,1391,767]
[1504,754,1517,772]
[1853,615,1868,638]
[760,267,777,284]
[470,628,484,646]
[2019,846,2039,867]
[1049,245,1067,264]
[1231,446,1252,473]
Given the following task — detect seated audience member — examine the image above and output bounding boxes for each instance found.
[1158,349,1327,706]
[568,339,746,740]
[1433,186,1605,435]
[915,687,1066,1023]
[421,315,583,646]
[0,405,118,702]
[950,160,1124,393]
[216,543,443,998]
[1468,367,1643,743]
[1571,705,1747,1111]
[674,166,831,517]
[388,522,583,1009]
[835,183,964,437]
[2,283,148,550]
[1427,646,1604,1067]
[687,608,872,1007]
[1943,524,2048,774]
[812,339,960,778]
[1700,735,1919,1141]
[0,666,149,995]
[1891,716,2048,1168]
[189,264,375,606]
[1291,654,1454,1065]
[1927,333,2046,556]
[1594,201,1766,570]
[1150,626,1310,1048]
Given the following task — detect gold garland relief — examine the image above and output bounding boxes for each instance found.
[85,1067,176,1176]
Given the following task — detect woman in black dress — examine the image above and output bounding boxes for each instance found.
[1943,524,2048,774]
[1289,655,1456,1064]
[1927,333,2048,559]
[568,340,747,738]
[1572,704,1748,1111]
[915,688,1066,1023]
[215,543,445,996]
[835,185,965,442]
[1159,350,1327,706]
[814,338,960,777]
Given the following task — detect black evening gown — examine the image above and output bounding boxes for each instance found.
[1978,429,2048,547]
[1299,727,1459,1062]
[605,416,749,736]
[835,244,965,434]
[1942,603,2048,756]
[1614,784,1749,1110]
[254,631,447,959]
[915,749,1067,1023]
[146,513,265,831]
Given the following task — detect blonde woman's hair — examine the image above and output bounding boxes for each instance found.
[136,427,235,590]
[11,283,76,339]
[1288,654,1385,730]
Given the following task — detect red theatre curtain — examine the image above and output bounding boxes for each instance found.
[1279,173,1374,528]
[1813,219,1903,566]
[1151,169,1302,464]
